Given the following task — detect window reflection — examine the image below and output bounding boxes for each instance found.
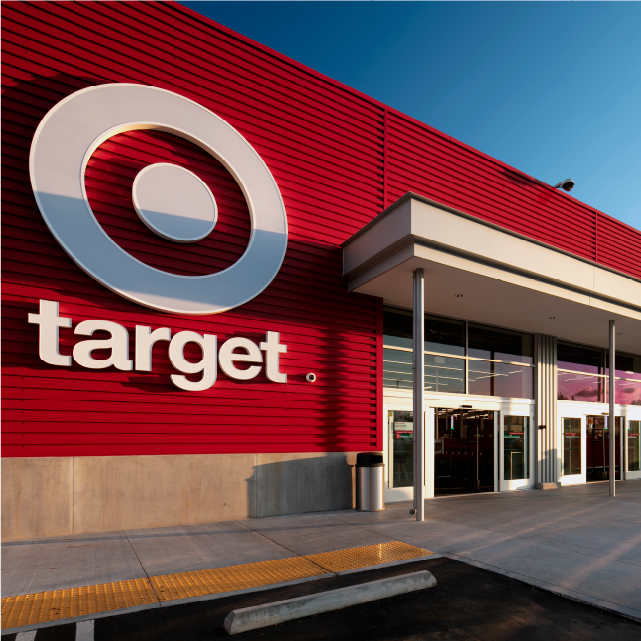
[605,380,641,406]
[558,342,603,375]
[425,354,465,394]
[558,372,602,403]
[383,349,464,394]
[468,361,533,399]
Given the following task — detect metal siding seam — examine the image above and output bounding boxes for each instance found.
[383,109,389,208]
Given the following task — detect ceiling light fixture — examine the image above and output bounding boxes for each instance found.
[454,294,464,298]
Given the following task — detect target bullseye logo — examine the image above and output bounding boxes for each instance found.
[132,163,219,243]
[29,83,288,315]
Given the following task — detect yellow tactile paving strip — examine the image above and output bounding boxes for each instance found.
[151,556,329,602]
[1,578,157,630]
[1,541,433,630]
[307,541,434,573]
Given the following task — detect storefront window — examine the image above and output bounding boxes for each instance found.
[388,410,413,487]
[425,315,464,357]
[504,416,528,480]
[468,361,533,399]
[629,421,640,472]
[383,308,464,355]
[605,379,641,406]
[383,307,535,400]
[558,372,602,403]
[383,349,464,393]
[562,417,582,476]
[425,354,465,394]
[606,353,641,382]
[558,342,603,375]
[468,324,533,364]
[383,348,412,389]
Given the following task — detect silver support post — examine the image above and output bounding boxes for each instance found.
[413,268,425,521]
[609,320,616,497]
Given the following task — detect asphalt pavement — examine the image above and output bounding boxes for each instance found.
[5,557,640,641]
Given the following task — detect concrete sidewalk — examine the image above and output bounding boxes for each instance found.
[3,481,641,622]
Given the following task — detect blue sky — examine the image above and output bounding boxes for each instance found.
[182,2,641,231]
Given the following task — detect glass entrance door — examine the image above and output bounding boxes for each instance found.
[501,415,531,490]
[558,415,586,485]
[586,415,622,481]
[388,410,414,488]
[435,408,496,495]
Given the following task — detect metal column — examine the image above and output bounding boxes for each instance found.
[413,268,425,521]
[609,320,616,497]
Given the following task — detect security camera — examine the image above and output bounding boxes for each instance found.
[305,373,317,383]
[553,178,575,192]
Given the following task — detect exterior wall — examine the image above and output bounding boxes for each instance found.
[2,2,641,538]
[2,452,357,541]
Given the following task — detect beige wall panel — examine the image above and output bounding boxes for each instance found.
[255,452,357,518]
[1,457,73,541]
[73,454,257,533]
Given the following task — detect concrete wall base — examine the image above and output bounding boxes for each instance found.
[1,452,358,541]
[535,482,562,490]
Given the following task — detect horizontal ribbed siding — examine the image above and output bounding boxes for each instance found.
[2,1,639,458]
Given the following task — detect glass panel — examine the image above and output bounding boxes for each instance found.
[383,308,464,355]
[468,323,533,364]
[388,410,413,488]
[383,308,413,350]
[558,371,602,402]
[605,353,641,382]
[468,360,533,399]
[383,348,412,389]
[586,415,622,480]
[605,379,641,406]
[425,354,465,394]
[504,416,528,480]
[629,421,641,472]
[562,417,581,476]
[557,342,603,375]
[425,315,464,356]
[435,409,495,494]
[384,349,464,394]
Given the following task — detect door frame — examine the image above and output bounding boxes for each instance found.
[557,412,586,485]
[383,394,534,502]
[500,411,534,491]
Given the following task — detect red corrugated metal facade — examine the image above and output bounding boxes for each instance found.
[2,1,640,459]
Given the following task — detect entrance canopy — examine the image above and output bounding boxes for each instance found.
[343,193,641,354]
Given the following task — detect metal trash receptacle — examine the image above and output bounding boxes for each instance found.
[355,452,385,511]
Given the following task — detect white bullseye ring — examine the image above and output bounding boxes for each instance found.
[132,163,218,243]
[29,83,288,315]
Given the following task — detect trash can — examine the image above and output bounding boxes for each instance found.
[355,452,385,511]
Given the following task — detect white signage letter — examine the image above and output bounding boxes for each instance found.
[219,337,263,381]
[28,299,72,366]
[169,331,217,391]
[135,326,171,371]
[260,331,287,383]
[73,320,133,371]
